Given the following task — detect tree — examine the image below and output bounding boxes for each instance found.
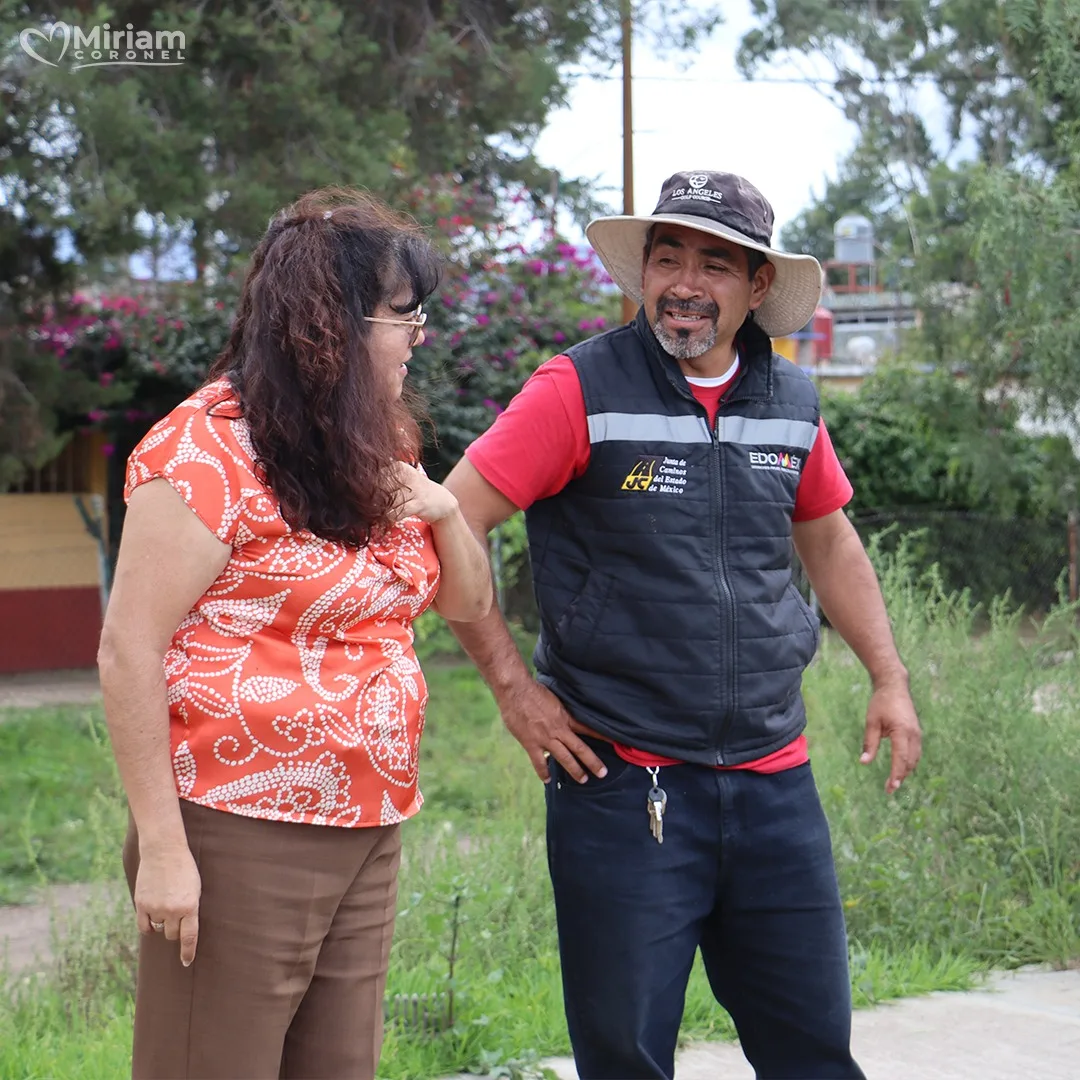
[746,0,1080,424]
[0,0,721,476]
[2,1,723,273]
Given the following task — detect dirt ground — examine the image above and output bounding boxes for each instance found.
[0,668,101,711]
[0,881,127,977]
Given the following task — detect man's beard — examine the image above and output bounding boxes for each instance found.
[651,296,719,360]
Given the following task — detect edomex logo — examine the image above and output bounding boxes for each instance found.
[20,21,186,71]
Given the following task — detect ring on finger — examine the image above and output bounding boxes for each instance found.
[150,919,165,932]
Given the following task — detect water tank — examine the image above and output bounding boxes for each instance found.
[833,214,875,264]
[846,334,879,364]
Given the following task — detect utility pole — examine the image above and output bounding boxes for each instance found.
[549,169,560,239]
[621,0,636,325]
[1068,507,1078,605]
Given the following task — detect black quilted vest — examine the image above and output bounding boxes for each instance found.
[524,309,822,766]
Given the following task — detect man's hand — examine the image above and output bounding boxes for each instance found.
[860,678,922,795]
[497,679,609,784]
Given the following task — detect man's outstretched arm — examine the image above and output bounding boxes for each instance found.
[442,458,607,784]
[793,509,922,794]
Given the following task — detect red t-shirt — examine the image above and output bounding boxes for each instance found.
[466,353,854,774]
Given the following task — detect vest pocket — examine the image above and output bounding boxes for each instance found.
[553,569,616,657]
[785,581,821,658]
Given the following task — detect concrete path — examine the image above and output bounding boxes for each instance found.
[446,969,1080,1080]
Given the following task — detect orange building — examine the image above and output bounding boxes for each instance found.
[0,434,109,673]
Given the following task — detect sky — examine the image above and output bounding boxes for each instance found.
[533,0,859,249]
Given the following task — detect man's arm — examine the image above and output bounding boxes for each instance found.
[793,509,922,793]
[442,458,607,784]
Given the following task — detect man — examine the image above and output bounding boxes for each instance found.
[443,171,922,1080]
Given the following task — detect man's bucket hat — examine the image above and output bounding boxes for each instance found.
[586,170,824,338]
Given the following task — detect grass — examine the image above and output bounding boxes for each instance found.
[1,556,1078,1078]
[0,708,126,903]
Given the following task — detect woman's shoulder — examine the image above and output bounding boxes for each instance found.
[135,379,251,462]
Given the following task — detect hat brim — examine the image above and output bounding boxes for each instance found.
[585,214,823,339]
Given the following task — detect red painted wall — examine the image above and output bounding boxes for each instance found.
[0,587,102,673]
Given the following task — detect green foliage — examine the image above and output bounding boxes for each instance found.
[825,365,1077,609]
[411,235,620,481]
[825,365,1075,518]
[953,164,1080,420]
[740,0,1072,170]
[814,542,1080,969]
[0,709,126,903]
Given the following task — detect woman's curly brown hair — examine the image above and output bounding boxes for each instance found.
[209,187,441,548]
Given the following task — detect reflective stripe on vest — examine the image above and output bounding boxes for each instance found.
[587,411,819,451]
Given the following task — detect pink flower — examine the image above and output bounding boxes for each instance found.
[99,372,115,387]
[483,398,504,414]
[526,260,546,275]
[578,319,593,331]
[485,291,499,304]
[477,314,490,327]
[88,409,108,423]
[101,443,115,457]
[104,334,121,350]
[553,331,567,343]
[557,243,577,258]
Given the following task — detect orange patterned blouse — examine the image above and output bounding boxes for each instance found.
[124,379,441,828]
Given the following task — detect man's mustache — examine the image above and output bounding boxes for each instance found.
[658,295,719,320]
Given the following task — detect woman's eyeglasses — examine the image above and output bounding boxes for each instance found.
[363,306,427,347]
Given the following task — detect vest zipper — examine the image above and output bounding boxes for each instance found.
[711,414,736,766]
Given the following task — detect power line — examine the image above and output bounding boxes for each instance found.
[579,71,1022,88]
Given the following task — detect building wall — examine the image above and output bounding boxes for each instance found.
[0,434,108,673]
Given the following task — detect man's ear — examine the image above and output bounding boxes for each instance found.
[748,261,776,311]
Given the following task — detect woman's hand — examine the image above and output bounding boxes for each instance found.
[134,843,202,967]
[391,461,459,524]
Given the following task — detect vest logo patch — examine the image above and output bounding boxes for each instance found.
[620,456,688,495]
[749,450,802,474]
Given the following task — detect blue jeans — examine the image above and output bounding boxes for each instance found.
[545,736,864,1080]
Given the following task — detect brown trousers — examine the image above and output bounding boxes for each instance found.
[123,800,401,1080]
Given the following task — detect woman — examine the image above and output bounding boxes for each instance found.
[98,187,492,1080]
